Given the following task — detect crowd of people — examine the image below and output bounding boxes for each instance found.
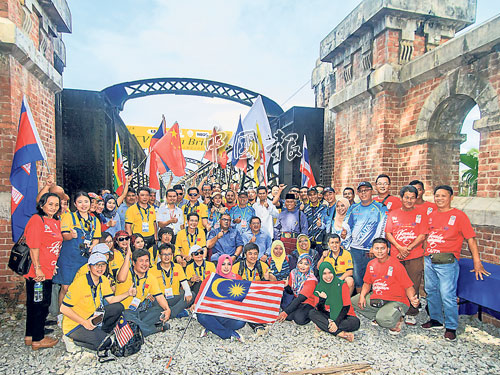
[21,172,490,356]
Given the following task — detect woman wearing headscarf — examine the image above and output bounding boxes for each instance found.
[290,234,321,275]
[268,240,295,308]
[277,254,318,325]
[100,194,122,236]
[196,255,246,341]
[330,197,351,249]
[309,262,360,341]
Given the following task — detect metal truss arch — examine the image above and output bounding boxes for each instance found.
[102,78,284,118]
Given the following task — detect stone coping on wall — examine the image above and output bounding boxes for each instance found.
[0,17,62,92]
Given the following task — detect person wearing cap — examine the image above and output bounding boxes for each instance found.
[73,243,113,282]
[207,213,244,263]
[374,174,402,212]
[157,188,184,235]
[303,187,326,250]
[274,193,308,255]
[174,212,207,267]
[207,191,228,231]
[229,191,255,235]
[343,182,387,293]
[60,253,136,351]
[150,243,193,318]
[116,248,172,336]
[252,186,279,238]
[185,245,216,296]
[182,187,209,232]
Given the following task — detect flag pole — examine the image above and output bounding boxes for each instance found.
[43,159,51,175]
[165,314,195,369]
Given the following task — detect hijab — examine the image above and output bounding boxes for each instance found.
[333,197,350,232]
[290,253,316,296]
[102,194,117,219]
[296,234,311,255]
[315,262,344,321]
[270,240,286,272]
[216,254,238,280]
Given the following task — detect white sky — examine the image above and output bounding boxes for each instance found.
[63,0,498,161]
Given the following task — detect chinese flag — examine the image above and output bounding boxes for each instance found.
[152,122,186,177]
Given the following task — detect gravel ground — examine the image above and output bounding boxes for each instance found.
[0,304,499,375]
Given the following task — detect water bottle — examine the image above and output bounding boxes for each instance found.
[34,282,43,303]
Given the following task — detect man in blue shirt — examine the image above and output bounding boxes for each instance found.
[343,181,387,292]
[117,188,137,230]
[274,193,308,254]
[242,216,272,262]
[207,213,244,263]
[303,187,326,249]
[229,191,255,234]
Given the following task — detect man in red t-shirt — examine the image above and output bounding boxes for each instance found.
[374,174,402,212]
[409,180,437,216]
[385,185,427,325]
[352,238,419,335]
[422,185,489,342]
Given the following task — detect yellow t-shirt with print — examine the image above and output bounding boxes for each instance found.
[322,248,353,276]
[150,262,187,296]
[60,211,101,239]
[174,229,206,258]
[182,202,208,232]
[125,204,156,237]
[232,260,269,281]
[115,269,162,309]
[185,261,216,281]
[62,273,114,334]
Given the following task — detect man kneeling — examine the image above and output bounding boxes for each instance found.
[60,253,136,351]
[116,248,171,336]
[352,238,419,335]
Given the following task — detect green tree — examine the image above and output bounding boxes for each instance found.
[460,148,478,195]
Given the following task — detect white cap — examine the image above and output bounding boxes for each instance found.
[189,245,203,256]
[88,253,108,265]
[91,243,111,255]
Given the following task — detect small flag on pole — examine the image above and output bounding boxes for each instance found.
[114,316,134,347]
[113,132,126,195]
[300,135,316,188]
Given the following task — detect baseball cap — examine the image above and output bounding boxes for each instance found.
[88,253,108,265]
[211,191,222,198]
[324,187,335,193]
[237,191,248,196]
[189,245,203,255]
[308,187,318,193]
[357,181,373,190]
[91,243,112,255]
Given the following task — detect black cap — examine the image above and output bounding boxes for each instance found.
[238,191,248,196]
[285,193,296,200]
[324,187,335,193]
[307,187,318,193]
[357,181,373,191]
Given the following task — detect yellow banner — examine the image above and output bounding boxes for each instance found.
[126,125,232,151]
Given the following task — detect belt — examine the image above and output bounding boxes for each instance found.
[281,232,298,239]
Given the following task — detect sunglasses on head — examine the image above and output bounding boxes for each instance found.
[191,250,203,256]
[117,236,130,242]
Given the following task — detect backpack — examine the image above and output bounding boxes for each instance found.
[109,320,144,357]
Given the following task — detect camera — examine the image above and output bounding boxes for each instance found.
[79,243,91,258]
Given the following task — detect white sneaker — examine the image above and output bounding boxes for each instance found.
[255,325,269,336]
[405,315,417,326]
[199,328,207,338]
[62,335,81,353]
[230,331,245,342]
[57,314,63,328]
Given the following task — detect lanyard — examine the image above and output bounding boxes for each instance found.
[137,203,150,223]
[184,202,199,215]
[75,212,94,235]
[245,264,257,281]
[236,206,249,220]
[186,228,199,248]
[131,268,148,296]
[195,261,206,278]
[90,279,103,309]
[161,263,175,287]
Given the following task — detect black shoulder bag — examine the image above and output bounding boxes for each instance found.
[8,215,43,275]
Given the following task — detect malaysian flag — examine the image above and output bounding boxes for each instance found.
[193,273,285,324]
[114,316,134,347]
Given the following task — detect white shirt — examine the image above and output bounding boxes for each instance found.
[156,204,184,234]
[252,199,279,238]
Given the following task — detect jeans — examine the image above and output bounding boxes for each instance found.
[352,292,409,329]
[25,278,53,341]
[167,293,188,318]
[123,301,164,337]
[424,256,460,329]
[197,313,245,339]
[350,248,371,288]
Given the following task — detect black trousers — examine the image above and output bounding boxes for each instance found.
[25,278,53,341]
[286,304,314,325]
[68,303,123,351]
[308,309,360,335]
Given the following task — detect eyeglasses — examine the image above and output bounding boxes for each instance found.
[160,253,173,257]
[191,250,203,256]
[92,263,107,268]
[188,193,198,197]
[176,192,183,196]
[105,240,113,244]
[117,237,130,242]
[358,189,372,193]
[376,182,389,186]
[220,218,230,222]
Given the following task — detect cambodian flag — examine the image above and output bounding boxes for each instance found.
[300,135,316,188]
[10,96,48,242]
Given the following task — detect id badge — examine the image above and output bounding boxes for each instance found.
[241,220,247,228]
[84,239,91,247]
[214,222,220,229]
[164,288,174,300]
[142,222,150,233]
[129,297,141,311]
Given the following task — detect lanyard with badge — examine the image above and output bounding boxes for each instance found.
[186,228,199,249]
[137,203,151,233]
[237,206,250,229]
[90,281,104,326]
[128,268,148,311]
[195,261,206,279]
[75,212,95,246]
[161,263,175,299]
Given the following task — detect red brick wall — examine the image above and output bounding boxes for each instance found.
[477,129,500,198]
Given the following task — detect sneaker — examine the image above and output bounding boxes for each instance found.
[175,309,189,319]
[230,331,245,343]
[62,335,81,353]
[254,325,269,336]
[444,329,457,341]
[199,328,208,338]
[389,318,403,335]
[421,319,444,330]
[371,320,378,326]
[405,315,417,326]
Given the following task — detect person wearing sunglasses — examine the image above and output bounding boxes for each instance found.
[207,213,244,263]
[109,231,131,282]
[185,245,215,296]
[182,187,209,233]
[173,184,189,208]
